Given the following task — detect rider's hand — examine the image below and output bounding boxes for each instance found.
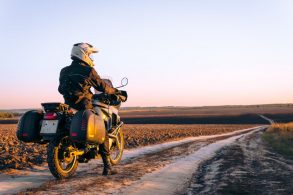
[115,89,121,94]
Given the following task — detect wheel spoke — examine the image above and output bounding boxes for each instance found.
[56,137,77,172]
[116,137,121,150]
[48,135,79,179]
[109,129,124,165]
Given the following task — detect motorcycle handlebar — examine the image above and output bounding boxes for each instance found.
[116,90,128,102]
[93,90,127,103]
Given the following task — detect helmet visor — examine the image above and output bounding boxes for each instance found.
[89,54,95,61]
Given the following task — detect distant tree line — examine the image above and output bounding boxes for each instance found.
[0,112,22,118]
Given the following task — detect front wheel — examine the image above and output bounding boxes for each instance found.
[109,128,124,165]
[47,135,78,179]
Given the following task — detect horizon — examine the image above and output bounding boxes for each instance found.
[1,103,293,112]
[1,1,293,109]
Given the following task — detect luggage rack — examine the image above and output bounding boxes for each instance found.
[41,102,69,112]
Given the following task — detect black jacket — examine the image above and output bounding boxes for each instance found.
[58,60,117,105]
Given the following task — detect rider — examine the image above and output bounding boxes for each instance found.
[58,42,118,176]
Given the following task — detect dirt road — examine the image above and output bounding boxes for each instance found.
[0,124,257,171]
[183,128,293,195]
[0,126,267,195]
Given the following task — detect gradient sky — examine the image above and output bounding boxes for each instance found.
[0,0,293,109]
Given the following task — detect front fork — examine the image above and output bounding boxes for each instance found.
[108,122,124,150]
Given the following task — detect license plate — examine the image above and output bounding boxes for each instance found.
[40,120,59,134]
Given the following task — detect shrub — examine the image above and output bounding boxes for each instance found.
[0,112,14,118]
[263,123,293,159]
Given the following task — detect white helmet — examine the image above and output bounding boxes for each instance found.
[71,43,98,67]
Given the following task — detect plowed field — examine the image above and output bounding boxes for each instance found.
[0,124,257,171]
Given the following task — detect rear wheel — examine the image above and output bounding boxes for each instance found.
[109,128,124,165]
[47,135,78,179]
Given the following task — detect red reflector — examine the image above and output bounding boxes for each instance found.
[44,112,58,120]
[22,133,28,136]
[71,132,77,136]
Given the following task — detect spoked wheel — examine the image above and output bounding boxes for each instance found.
[109,128,124,165]
[47,135,78,179]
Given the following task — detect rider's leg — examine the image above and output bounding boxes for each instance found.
[94,106,117,175]
[99,135,118,175]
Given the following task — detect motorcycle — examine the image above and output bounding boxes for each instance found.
[16,78,128,179]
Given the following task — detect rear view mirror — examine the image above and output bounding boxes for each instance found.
[116,77,128,88]
[121,77,128,86]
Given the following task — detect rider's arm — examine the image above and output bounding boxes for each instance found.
[58,67,68,95]
[89,68,117,94]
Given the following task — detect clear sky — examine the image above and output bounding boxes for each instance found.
[0,0,292,109]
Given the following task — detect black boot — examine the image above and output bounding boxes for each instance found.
[102,155,118,176]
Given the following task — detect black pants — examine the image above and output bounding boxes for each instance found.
[65,98,110,157]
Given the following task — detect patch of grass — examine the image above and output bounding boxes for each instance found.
[263,123,293,159]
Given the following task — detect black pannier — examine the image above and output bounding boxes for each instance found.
[16,110,44,142]
[70,109,106,144]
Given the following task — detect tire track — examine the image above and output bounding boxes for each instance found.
[13,126,266,195]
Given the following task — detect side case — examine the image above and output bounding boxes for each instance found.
[70,109,106,144]
[16,110,43,142]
